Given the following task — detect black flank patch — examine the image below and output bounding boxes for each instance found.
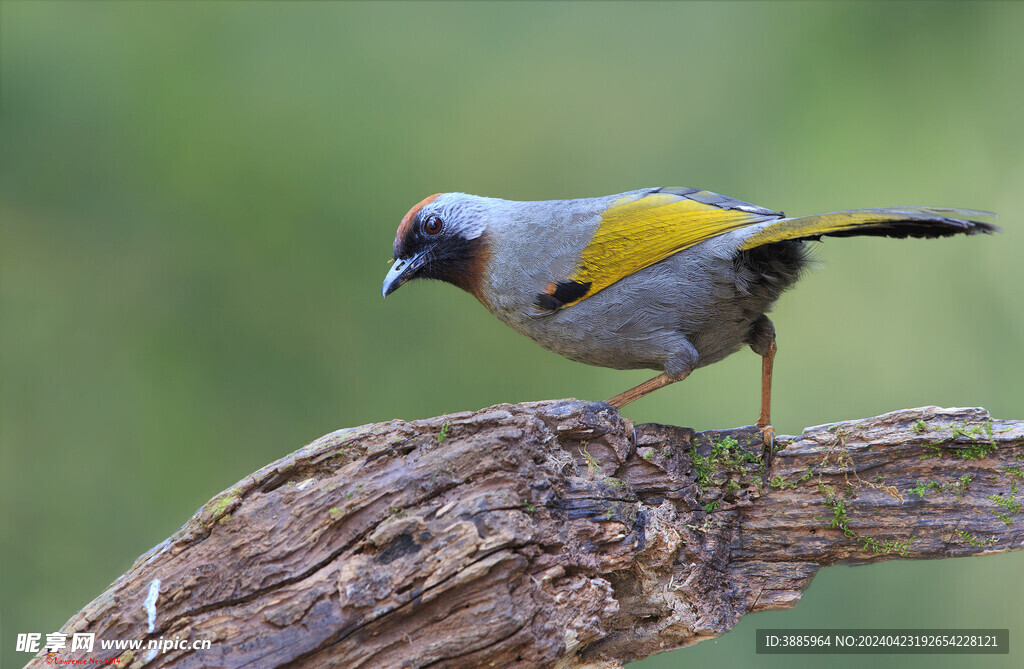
[534,280,592,312]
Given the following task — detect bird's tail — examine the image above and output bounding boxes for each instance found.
[741,207,999,250]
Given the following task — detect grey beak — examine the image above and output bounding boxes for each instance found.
[382,252,428,298]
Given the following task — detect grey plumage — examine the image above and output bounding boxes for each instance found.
[384,187,997,387]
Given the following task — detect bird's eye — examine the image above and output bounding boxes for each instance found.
[422,215,444,235]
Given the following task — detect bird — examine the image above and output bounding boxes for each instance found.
[381,187,997,455]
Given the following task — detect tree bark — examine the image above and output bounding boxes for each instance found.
[32,402,1024,669]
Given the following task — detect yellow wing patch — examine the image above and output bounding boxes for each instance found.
[537,188,781,312]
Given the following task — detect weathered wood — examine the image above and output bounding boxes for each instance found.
[32,402,1024,668]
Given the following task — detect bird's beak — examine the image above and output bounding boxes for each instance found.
[382,252,428,298]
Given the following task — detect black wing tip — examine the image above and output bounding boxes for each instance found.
[969,219,1002,235]
[921,216,1000,237]
[895,208,1000,236]
[817,209,1001,241]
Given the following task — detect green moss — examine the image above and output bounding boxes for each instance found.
[691,448,715,490]
[691,435,761,493]
[908,480,939,498]
[956,529,997,548]
[818,483,913,556]
[1002,466,1024,482]
[913,419,928,434]
[921,419,998,460]
[523,499,536,514]
[769,466,814,491]
[826,498,847,530]
[860,533,912,556]
[949,474,973,498]
[328,507,343,519]
[204,488,242,527]
[602,477,626,489]
[908,474,973,499]
[987,482,1021,526]
[580,445,600,476]
[437,421,450,443]
[685,434,769,512]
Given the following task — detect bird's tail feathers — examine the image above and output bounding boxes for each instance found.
[741,207,999,250]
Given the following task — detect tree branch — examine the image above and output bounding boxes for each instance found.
[32,403,1024,668]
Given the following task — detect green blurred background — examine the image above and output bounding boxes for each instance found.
[2,2,1022,667]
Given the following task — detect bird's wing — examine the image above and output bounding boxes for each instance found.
[534,187,783,313]
[740,207,998,248]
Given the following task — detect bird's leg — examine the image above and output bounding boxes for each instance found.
[753,340,774,475]
[606,371,689,409]
[755,339,777,466]
[607,341,698,409]
[746,315,778,468]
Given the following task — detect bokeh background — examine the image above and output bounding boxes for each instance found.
[2,2,1022,668]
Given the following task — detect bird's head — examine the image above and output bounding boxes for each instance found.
[382,193,492,301]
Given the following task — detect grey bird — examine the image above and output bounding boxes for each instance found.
[382,187,997,451]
